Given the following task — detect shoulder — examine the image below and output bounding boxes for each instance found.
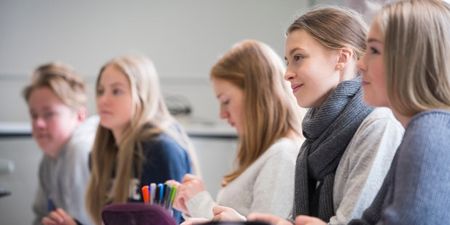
[406,110,450,133]
[343,108,403,166]
[141,133,188,159]
[66,116,98,156]
[352,107,404,142]
[359,107,402,131]
[402,110,450,152]
[260,137,301,162]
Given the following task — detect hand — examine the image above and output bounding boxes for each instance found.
[41,208,77,225]
[247,213,293,225]
[212,205,246,221]
[180,217,210,225]
[295,215,327,225]
[173,174,205,215]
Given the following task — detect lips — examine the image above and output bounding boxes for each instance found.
[362,80,370,85]
[291,83,304,93]
[99,110,113,116]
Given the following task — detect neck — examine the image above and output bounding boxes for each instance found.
[392,110,412,128]
[112,129,122,144]
[339,62,357,82]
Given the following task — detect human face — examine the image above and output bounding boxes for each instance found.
[358,22,390,107]
[96,65,133,140]
[28,87,80,158]
[284,29,341,108]
[211,78,244,136]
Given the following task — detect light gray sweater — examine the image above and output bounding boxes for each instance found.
[329,108,403,225]
[186,137,302,219]
[32,116,98,225]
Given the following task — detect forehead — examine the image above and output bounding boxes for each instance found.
[99,65,130,86]
[212,79,241,96]
[285,29,329,54]
[28,87,66,108]
[368,22,383,41]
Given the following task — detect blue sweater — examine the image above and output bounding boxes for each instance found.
[136,133,192,224]
[349,110,450,225]
[139,133,192,186]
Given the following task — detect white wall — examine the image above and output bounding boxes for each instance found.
[0,0,309,123]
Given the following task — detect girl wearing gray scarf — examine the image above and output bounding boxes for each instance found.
[248,6,403,225]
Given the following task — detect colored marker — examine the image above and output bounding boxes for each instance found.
[141,185,149,204]
[48,198,56,212]
[158,183,164,205]
[163,184,171,208]
[169,185,177,208]
[150,183,156,204]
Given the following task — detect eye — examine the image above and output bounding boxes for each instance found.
[369,47,380,54]
[221,99,230,106]
[43,111,55,120]
[293,54,305,62]
[30,112,38,120]
[96,87,104,96]
[112,88,123,96]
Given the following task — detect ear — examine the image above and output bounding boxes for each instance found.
[76,106,87,122]
[335,48,354,71]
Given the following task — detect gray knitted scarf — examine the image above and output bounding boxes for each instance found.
[293,77,373,222]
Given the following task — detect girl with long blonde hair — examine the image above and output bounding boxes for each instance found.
[41,55,199,225]
[173,40,304,223]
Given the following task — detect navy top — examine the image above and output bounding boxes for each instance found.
[134,133,192,224]
[350,110,450,225]
[139,133,192,185]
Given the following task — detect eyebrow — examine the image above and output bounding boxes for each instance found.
[109,82,127,87]
[285,47,305,60]
[367,38,383,44]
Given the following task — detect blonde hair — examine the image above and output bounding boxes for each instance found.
[375,0,450,116]
[23,62,86,110]
[287,6,368,60]
[210,40,303,186]
[86,55,200,224]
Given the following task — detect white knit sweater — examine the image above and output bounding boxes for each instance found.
[186,137,302,219]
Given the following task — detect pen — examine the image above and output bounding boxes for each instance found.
[158,183,164,205]
[48,198,56,212]
[163,184,171,208]
[150,183,156,204]
[169,185,177,209]
[141,185,149,204]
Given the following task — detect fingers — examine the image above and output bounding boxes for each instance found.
[41,208,76,225]
[247,213,292,225]
[172,195,189,215]
[42,212,64,225]
[165,180,180,187]
[212,205,228,216]
[212,205,245,221]
[182,174,198,183]
[42,217,58,225]
[294,215,326,225]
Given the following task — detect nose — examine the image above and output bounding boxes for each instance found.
[97,93,109,108]
[284,67,295,81]
[33,117,46,129]
[219,106,229,119]
[357,54,367,74]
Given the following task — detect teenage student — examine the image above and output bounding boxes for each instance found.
[24,62,97,225]
[248,6,403,225]
[172,40,304,223]
[347,0,450,224]
[41,55,199,225]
